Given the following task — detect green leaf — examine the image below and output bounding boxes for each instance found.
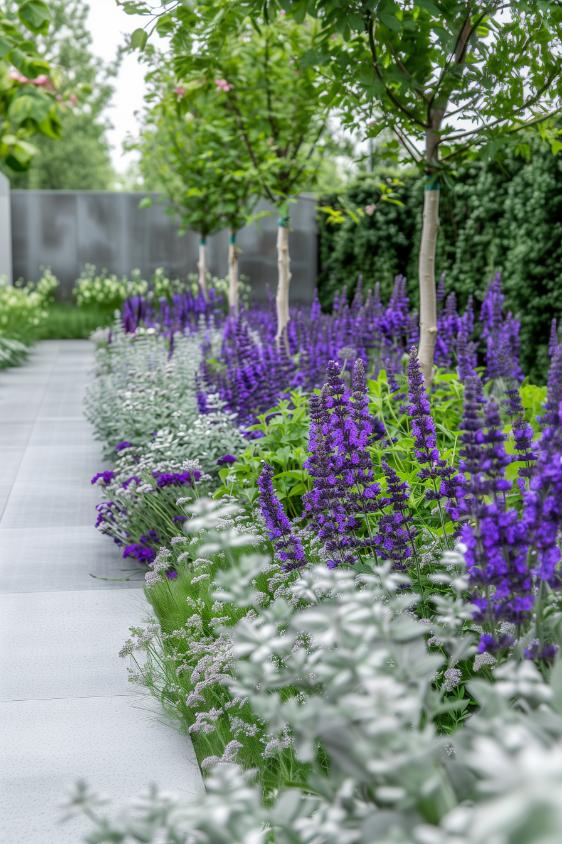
[0,35,13,59]
[18,0,51,35]
[416,0,441,16]
[7,138,37,168]
[138,196,153,209]
[380,13,402,32]
[8,94,42,124]
[130,28,148,51]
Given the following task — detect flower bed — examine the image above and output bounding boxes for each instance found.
[79,274,562,842]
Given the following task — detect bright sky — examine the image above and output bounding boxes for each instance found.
[86,0,149,174]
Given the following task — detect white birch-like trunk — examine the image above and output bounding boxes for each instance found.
[198,238,208,300]
[418,186,440,385]
[275,223,291,344]
[228,231,239,314]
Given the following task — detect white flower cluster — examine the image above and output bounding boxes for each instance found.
[0,269,58,340]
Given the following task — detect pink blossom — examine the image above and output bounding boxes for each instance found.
[214,78,232,92]
[364,204,376,216]
[68,93,78,106]
[32,74,54,91]
[279,8,286,14]
[174,85,186,98]
[9,70,30,83]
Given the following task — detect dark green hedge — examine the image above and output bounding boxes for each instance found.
[318,142,562,381]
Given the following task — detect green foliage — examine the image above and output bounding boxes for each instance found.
[216,391,312,517]
[136,59,260,237]
[0,336,28,368]
[318,138,562,381]
[6,0,115,189]
[0,0,61,172]
[0,268,58,342]
[122,2,333,215]
[271,0,562,164]
[34,302,110,340]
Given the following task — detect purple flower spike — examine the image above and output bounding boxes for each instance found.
[115,440,133,452]
[257,463,306,572]
[407,349,458,506]
[523,393,562,587]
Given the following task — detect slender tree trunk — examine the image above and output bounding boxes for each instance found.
[228,230,239,314]
[418,184,440,384]
[198,236,208,301]
[418,120,442,385]
[275,217,291,345]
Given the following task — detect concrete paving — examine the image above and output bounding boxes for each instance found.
[0,341,202,843]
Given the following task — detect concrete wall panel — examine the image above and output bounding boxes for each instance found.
[10,191,316,303]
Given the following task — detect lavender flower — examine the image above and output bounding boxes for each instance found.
[377,461,417,566]
[217,454,237,466]
[115,440,133,452]
[523,397,562,587]
[257,464,306,571]
[90,470,115,486]
[407,349,457,506]
[152,469,202,488]
[481,273,523,382]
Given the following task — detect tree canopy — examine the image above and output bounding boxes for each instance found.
[6,0,116,189]
[0,0,61,173]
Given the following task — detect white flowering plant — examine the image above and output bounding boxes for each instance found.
[0,268,58,346]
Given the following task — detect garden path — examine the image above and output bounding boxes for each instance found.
[0,340,202,844]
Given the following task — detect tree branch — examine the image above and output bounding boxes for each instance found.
[224,90,277,203]
[365,12,428,129]
[442,69,561,143]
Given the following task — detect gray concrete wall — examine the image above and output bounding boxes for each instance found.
[10,191,317,303]
[0,174,12,283]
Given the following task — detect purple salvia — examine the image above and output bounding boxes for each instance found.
[406,349,458,506]
[548,319,559,359]
[257,464,306,572]
[376,461,417,567]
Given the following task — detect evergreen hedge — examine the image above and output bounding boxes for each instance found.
[318,141,562,381]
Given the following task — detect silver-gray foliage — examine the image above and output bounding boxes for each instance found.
[67,535,562,843]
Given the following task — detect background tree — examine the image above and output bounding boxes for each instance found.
[6,0,115,189]
[248,0,562,381]
[124,1,333,341]
[137,59,261,305]
[318,131,562,381]
[0,0,61,174]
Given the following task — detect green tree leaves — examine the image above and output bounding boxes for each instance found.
[6,0,116,189]
[130,28,148,51]
[0,0,62,173]
[17,0,50,35]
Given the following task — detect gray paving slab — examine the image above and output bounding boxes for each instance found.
[0,480,99,528]
[0,526,145,592]
[0,589,148,700]
[0,422,33,447]
[0,400,47,422]
[0,447,26,485]
[27,419,94,447]
[15,445,102,486]
[0,483,12,519]
[0,696,202,844]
